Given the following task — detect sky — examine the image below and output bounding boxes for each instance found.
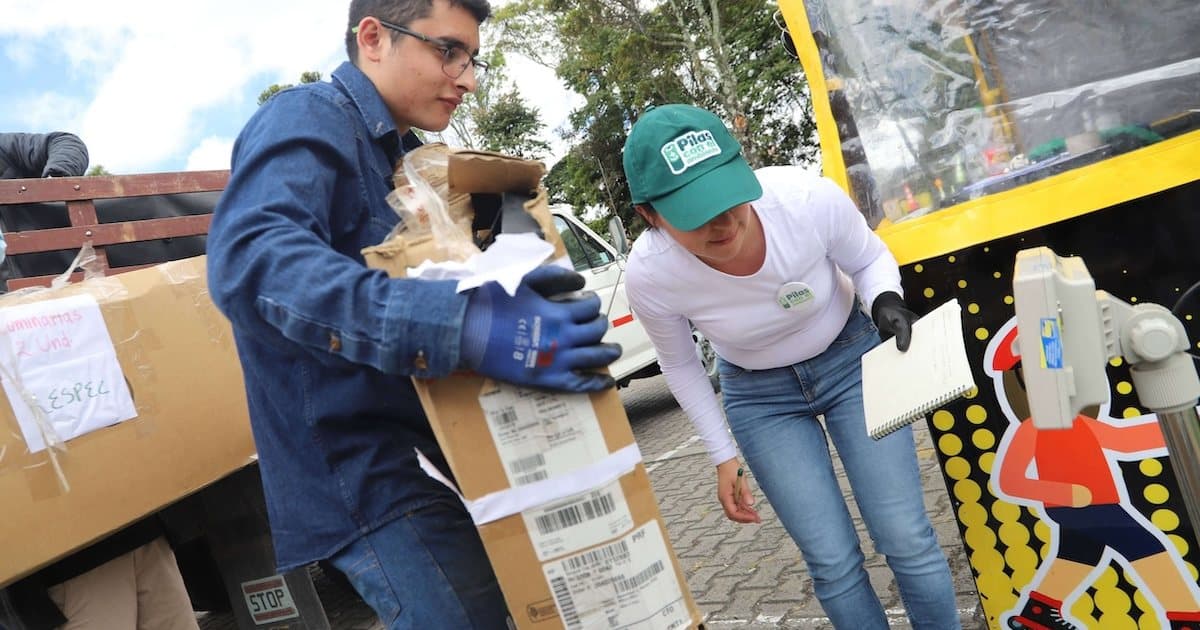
[0,0,580,175]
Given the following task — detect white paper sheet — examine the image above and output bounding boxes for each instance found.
[406,233,561,296]
[0,294,138,452]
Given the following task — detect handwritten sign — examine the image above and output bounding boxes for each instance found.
[0,294,137,452]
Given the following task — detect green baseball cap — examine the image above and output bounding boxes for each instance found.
[622,104,762,231]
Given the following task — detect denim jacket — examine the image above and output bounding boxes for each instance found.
[207,62,468,571]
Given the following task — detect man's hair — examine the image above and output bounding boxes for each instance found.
[346,0,492,65]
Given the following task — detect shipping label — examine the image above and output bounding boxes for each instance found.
[0,294,137,452]
[543,522,690,630]
[479,383,608,487]
[523,478,634,561]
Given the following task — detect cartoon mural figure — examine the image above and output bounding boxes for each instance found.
[985,318,1200,630]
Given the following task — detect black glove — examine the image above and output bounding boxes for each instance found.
[871,291,919,352]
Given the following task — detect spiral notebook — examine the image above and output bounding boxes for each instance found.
[862,298,976,439]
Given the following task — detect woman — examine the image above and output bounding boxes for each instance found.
[621,104,959,629]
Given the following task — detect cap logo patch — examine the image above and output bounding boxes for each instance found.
[660,130,721,175]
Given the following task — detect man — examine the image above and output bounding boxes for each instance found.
[0,131,210,281]
[4,519,199,630]
[0,131,89,269]
[0,132,88,180]
[206,1,620,628]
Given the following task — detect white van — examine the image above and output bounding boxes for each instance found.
[549,206,718,389]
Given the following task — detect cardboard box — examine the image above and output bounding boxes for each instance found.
[364,148,704,629]
[0,256,256,586]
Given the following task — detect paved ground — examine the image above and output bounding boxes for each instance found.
[198,374,986,629]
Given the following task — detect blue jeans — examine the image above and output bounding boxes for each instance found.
[718,309,959,629]
[328,499,510,629]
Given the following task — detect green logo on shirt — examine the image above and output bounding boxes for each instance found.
[778,287,814,309]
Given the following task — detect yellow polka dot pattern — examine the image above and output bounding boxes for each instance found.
[1139,459,1163,477]
[1144,484,1170,505]
[1133,591,1162,630]
[1153,509,1180,532]
[899,247,1200,630]
[973,428,997,450]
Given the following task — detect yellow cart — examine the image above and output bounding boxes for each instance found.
[780,2,1200,628]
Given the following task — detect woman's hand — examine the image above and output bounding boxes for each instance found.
[717,458,761,524]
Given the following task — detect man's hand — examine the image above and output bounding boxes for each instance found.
[871,291,920,352]
[460,265,622,392]
[716,458,761,524]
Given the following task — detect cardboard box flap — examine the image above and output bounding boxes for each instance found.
[448,151,546,196]
[365,150,566,274]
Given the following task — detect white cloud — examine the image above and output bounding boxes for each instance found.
[504,53,584,166]
[4,35,35,71]
[185,136,235,171]
[0,0,346,173]
[11,92,89,133]
[0,0,582,173]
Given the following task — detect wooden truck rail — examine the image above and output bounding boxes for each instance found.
[0,170,228,289]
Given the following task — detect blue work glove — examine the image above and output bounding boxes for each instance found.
[871,291,919,352]
[460,265,622,392]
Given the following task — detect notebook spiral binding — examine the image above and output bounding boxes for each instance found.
[869,384,972,439]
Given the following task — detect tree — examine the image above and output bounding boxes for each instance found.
[86,164,112,176]
[435,49,508,150]
[258,71,323,106]
[494,0,817,235]
[420,47,550,164]
[474,90,550,159]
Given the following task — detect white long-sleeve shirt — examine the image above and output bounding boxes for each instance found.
[625,167,903,464]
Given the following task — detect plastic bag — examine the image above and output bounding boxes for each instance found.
[385,143,479,263]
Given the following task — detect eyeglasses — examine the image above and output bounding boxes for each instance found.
[374,18,488,80]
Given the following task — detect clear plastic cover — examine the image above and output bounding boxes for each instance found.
[386,143,480,263]
[802,0,1200,225]
[0,243,121,492]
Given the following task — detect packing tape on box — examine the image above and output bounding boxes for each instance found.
[0,272,165,495]
[417,443,644,525]
[159,256,230,349]
[0,346,70,492]
[99,288,163,438]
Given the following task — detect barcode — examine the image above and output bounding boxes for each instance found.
[534,492,617,535]
[493,407,519,427]
[614,560,665,594]
[514,470,549,485]
[565,539,629,572]
[508,453,546,475]
[550,576,581,629]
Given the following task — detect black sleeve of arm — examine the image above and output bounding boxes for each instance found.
[41,132,89,177]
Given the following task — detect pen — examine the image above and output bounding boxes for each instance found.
[733,466,744,507]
